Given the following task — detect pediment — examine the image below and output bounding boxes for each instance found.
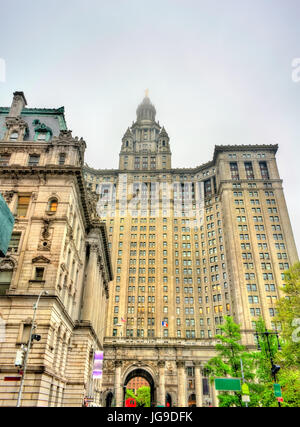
[32,256,51,264]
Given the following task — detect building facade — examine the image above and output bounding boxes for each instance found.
[0,92,113,407]
[83,94,299,407]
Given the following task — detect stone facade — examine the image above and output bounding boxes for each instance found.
[0,92,113,407]
[83,94,299,407]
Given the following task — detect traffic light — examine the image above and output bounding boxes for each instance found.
[31,334,41,342]
[271,364,280,376]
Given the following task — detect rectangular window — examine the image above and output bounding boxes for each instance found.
[16,195,30,217]
[244,162,254,179]
[35,267,44,281]
[230,162,239,180]
[0,154,10,166]
[28,155,40,166]
[8,232,21,253]
[0,271,12,295]
[259,161,269,180]
[59,153,66,165]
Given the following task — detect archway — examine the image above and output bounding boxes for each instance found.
[123,368,156,407]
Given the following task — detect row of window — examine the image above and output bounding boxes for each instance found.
[0,153,66,166]
[230,161,269,180]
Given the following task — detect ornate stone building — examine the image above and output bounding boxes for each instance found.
[0,92,113,406]
[83,94,298,407]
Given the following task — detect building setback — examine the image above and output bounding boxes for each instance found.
[83,94,298,407]
[0,92,113,407]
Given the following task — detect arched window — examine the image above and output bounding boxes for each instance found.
[10,132,19,141]
[48,198,58,213]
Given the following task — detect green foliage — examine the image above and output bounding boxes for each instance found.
[275,262,300,368]
[205,316,257,407]
[273,262,300,406]
[136,386,151,407]
[205,281,300,407]
[125,386,151,407]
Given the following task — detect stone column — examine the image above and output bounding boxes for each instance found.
[157,360,166,406]
[176,360,186,407]
[194,362,203,407]
[211,381,218,407]
[114,361,123,407]
[81,244,98,322]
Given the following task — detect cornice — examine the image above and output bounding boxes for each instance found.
[84,144,279,177]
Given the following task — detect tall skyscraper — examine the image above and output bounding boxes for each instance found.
[84,94,298,407]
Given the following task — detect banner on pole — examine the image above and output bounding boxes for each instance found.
[92,351,103,379]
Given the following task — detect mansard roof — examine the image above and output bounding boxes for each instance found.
[0,106,67,141]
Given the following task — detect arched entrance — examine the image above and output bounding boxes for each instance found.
[123,368,156,407]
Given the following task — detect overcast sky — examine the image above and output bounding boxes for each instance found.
[1,0,300,252]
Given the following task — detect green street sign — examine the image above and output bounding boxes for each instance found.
[215,378,241,392]
[274,384,282,398]
[241,383,250,395]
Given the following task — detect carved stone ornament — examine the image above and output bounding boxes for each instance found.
[0,258,16,271]
[3,190,15,204]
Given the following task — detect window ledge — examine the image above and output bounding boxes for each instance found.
[29,280,46,284]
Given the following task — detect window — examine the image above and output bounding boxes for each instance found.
[0,154,10,166]
[0,270,13,295]
[230,162,239,180]
[59,153,66,165]
[10,131,19,141]
[37,132,47,141]
[259,162,269,180]
[8,232,21,253]
[28,154,40,166]
[48,198,58,213]
[35,267,44,281]
[16,195,30,217]
[244,162,254,179]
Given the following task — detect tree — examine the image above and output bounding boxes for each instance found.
[252,318,281,407]
[136,386,151,407]
[275,262,300,368]
[205,316,257,407]
[125,386,151,407]
[273,262,300,406]
[252,316,300,407]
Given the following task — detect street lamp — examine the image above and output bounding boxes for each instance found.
[16,290,48,407]
[255,330,281,407]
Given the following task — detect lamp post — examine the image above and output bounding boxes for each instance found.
[16,290,48,407]
[255,330,281,407]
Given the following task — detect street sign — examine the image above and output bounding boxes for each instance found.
[274,384,282,398]
[4,377,22,381]
[241,383,249,395]
[277,397,284,403]
[242,395,250,403]
[215,378,241,391]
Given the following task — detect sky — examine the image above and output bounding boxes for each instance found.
[0,0,300,252]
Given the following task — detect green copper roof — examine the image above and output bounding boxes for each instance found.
[0,193,15,257]
[0,106,67,140]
